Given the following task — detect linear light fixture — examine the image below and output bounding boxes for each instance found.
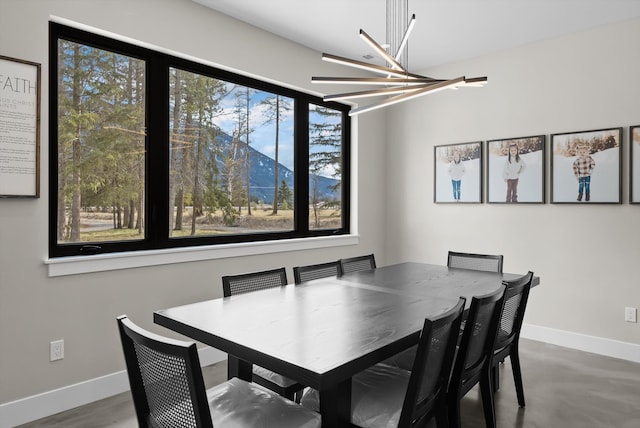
[312,1,487,116]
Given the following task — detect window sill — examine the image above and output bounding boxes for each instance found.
[45,235,359,277]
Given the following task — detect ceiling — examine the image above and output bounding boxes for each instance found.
[193,0,640,71]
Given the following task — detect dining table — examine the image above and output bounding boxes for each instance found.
[153,262,539,428]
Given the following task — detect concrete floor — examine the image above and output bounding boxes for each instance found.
[16,339,640,428]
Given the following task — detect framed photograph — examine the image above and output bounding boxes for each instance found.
[487,135,545,204]
[0,55,41,197]
[434,141,482,203]
[551,127,621,204]
[631,126,640,203]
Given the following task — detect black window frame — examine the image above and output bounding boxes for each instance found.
[49,22,350,258]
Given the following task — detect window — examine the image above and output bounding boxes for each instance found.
[49,23,350,258]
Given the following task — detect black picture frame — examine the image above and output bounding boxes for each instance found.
[551,127,622,204]
[434,141,482,203]
[0,55,41,198]
[630,126,640,204]
[487,135,546,204]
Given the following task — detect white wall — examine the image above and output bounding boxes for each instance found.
[0,0,387,418]
[385,17,640,350]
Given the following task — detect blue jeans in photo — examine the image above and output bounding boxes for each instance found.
[451,180,461,200]
[578,176,591,195]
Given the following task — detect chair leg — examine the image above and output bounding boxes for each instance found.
[435,404,449,428]
[492,362,500,392]
[447,395,462,428]
[480,371,497,428]
[510,348,526,407]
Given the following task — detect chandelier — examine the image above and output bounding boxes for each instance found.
[312,0,487,116]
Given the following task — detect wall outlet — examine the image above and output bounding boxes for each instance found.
[624,307,637,323]
[50,340,64,361]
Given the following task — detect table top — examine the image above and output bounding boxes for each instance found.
[154,262,535,390]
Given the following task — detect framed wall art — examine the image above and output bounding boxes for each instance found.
[0,55,41,197]
[434,141,482,203]
[487,135,545,203]
[631,126,640,203]
[551,127,621,204]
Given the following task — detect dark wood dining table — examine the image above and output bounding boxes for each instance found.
[154,262,539,428]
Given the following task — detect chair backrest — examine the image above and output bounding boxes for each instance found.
[398,298,466,428]
[450,285,506,396]
[222,267,288,297]
[339,254,376,274]
[494,271,533,352]
[293,261,342,284]
[117,315,214,428]
[447,251,504,273]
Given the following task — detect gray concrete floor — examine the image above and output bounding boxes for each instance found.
[16,339,640,427]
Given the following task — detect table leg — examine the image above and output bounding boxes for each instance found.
[319,378,351,428]
[227,355,253,381]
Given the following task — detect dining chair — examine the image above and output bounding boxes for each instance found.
[491,271,534,407]
[339,253,376,274]
[447,285,506,428]
[447,251,504,273]
[117,315,321,428]
[293,260,343,284]
[221,267,306,402]
[301,298,466,428]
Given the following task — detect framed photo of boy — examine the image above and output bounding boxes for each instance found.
[551,127,622,204]
[487,135,545,203]
[434,141,482,203]
[631,126,640,203]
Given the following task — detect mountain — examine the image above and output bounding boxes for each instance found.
[214,132,340,205]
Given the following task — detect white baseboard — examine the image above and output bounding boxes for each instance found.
[0,347,226,428]
[2,327,639,427]
[520,323,640,363]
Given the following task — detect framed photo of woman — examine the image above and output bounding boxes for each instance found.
[551,127,622,204]
[487,135,545,203]
[631,126,640,203]
[434,141,482,203]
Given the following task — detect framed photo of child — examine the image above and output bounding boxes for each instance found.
[434,141,482,203]
[487,135,545,203]
[630,126,640,203]
[551,127,622,204]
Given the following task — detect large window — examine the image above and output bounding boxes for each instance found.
[49,23,350,258]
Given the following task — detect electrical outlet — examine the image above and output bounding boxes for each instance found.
[624,307,637,323]
[50,340,64,361]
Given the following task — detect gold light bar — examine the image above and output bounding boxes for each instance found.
[321,53,426,79]
[359,29,406,71]
[394,13,416,61]
[323,83,443,101]
[349,76,466,116]
[312,76,441,85]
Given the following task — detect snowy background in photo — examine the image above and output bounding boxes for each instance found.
[435,157,481,203]
[488,150,544,203]
[552,147,620,203]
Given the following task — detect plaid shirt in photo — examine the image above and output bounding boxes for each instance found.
[573,156,595,178]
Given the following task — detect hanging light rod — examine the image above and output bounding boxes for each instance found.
[312,8,487,116]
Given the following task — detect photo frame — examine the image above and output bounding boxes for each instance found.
[631,126,640,204]
[0,55,41,197]
[551,127,621,204]
[487,135,545,204]
[434,141,482,203]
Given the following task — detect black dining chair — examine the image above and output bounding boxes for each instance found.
[117,315,321,428]
[221,267,306,402]
[301,298,466,428]
[447,285,506,428]
[447,251,504,273]
[340,254,376,274]
[491,271,534,407]
[293,261,343,284]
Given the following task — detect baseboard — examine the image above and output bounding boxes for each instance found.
[521,323,640,363]
[2,327,638,427]
[0,347,226,428]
